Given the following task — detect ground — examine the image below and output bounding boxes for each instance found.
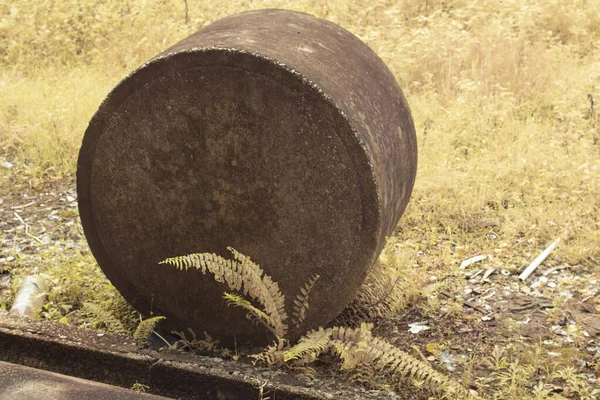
[2,158,600,399]
[1,0,600,399]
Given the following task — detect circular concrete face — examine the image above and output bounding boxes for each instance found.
[77,10,417,343]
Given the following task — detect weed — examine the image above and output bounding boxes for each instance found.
[161,249,477,399]
[130,382,150,393]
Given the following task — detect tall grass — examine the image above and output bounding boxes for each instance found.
[1,0,599,265]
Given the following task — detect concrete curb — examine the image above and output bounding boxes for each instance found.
[0,361,169,400]
[0,311,394,400]
[0,311,322,399]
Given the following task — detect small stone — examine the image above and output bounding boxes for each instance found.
[566,324,579,333]
[408,321,430,334]
[521,285,532,294]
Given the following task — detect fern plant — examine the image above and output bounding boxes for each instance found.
[252,323,477,399]
[134,315,166,340]
[160,247,319,338]
[81,302,127,333]
[160,249,477,399]
[341,249,418,322]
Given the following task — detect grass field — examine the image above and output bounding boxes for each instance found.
[1,0,600,398]
[2,0,599,263]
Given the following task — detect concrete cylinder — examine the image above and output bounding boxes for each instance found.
[77,9,417,343]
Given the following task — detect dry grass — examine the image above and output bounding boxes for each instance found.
[2,1,598,260]
[1,0,600,398]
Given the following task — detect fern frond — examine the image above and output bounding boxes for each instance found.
[133,316,165,340]
[171,329,235,358]
[372,342,473,397]
[330,322,374,345]
[331,337,374,370]
[327,322,476,398]
[81,302,126,333]
[349,361,378,389]
[348,259,416,320]
[250,338,287,366]
[283,326,331,363]
[292,274,320,328]
[227,248,287,336]
[223,292,281,336]
[290,366,317,383]
[160,249,288,338]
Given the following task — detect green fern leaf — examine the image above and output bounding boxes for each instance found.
[160,249,289,338]
[81,302,126,333]
[222,292,280,335]
[291,274,320,328]
[283,326,331,362]
[133,316,165,340]
[249,338,288,366]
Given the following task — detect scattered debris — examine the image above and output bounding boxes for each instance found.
[0,274,11,304]
[425,343,440,354]
[9,275,48,318]
[466,269,484,279]
[482,268,496,282]
[439,351,456,371]
[459,255,488,269]
[543,264,569,276]
[10,201,36,210]
[408,321,430,334]
[519,234,564,281]
[1,161,14,169]
[567,299,600,336]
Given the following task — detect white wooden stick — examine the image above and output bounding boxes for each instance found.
[519,236,562,281]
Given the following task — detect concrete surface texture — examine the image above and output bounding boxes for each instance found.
[77,9,417,343]
[0,361,170,400]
